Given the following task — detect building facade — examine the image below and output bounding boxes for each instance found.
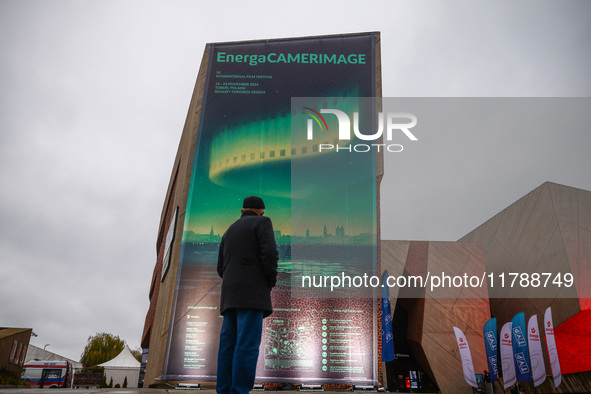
[141,32,383,387]
[140,32,590,392]
[378,182,591,393]
[0,327,31,379]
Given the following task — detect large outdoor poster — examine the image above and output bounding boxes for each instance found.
[162,33,378,384]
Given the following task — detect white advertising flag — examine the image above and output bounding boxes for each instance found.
[544,307,562,387]
[453,327,477,387]
[527,315,546,387]
[500,322,517,389]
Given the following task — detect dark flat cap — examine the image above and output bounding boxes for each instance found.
[243,196,265,209]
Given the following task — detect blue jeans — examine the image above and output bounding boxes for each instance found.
[216,309,263,394]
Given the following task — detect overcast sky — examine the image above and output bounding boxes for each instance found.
[1,1,590,362]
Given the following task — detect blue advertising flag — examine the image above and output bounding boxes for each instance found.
[511,312,532,382]
[483,318,499,383]
[381,271,395,362]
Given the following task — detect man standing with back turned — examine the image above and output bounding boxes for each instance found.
[216,196,279,394]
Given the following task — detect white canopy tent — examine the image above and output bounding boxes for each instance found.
[98,345,140,388]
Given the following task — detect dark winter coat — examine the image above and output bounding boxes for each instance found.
[217,210,278,318]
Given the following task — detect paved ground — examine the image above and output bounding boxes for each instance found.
[1,390,200,394]
[0,389,207,394]
[0,386,439,394]
[0,390,343,393]
[0,389,408,394]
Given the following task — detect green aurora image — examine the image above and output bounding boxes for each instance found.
[183,94,376,242]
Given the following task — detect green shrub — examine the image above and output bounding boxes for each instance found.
[81,365,104,374]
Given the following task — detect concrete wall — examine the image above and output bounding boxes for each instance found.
[381,241,490,394]
[460,182,591,323]
[460,181,591,390]
[141,43,212,387]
